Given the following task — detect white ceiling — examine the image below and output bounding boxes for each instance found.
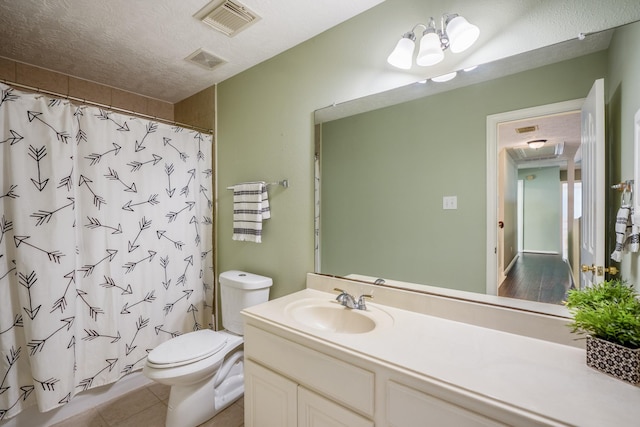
[0,0,384,103]
[1,0,639,107]
[501,112,582,169]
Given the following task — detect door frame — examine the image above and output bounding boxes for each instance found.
[486,99,585,295]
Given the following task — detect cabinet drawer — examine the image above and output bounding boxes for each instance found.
[387,381,507,427]
[245,324,374,416]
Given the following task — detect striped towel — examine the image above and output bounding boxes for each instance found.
[232,182,271,243]
[629,206,640,253]
[611,204,633,262]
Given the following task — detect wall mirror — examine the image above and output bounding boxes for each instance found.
[314,19,640,316]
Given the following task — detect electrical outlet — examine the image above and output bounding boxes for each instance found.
[443,196,457,210]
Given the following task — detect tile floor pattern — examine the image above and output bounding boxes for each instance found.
[51,383,244,427]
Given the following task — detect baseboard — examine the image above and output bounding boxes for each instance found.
[503,253,520,276]
[0,371,152,427]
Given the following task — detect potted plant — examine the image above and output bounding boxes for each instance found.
[565,279,640,385]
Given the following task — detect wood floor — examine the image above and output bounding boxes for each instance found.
[498,252,573,305]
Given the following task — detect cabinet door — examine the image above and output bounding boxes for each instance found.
[298,387,373,427]
[245,359,297,427]
[387,381,507,427]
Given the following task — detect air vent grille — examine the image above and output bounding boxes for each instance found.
[516,125,538,134]
[185,48,226,71]
[195,0,260,37]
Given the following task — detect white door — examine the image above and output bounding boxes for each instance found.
[579,78,606,288]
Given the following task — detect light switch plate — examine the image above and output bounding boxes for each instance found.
[443,196,457,210]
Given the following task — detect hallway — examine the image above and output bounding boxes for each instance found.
[498,253,573,304]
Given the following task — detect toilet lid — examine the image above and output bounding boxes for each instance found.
[147,329,227,366]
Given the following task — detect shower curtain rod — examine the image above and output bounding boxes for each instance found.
[0,79,214,135]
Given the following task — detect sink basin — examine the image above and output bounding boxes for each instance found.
[285,298,392,334]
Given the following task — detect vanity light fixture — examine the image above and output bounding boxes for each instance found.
[387,13,480,70]
[527,139,547,149]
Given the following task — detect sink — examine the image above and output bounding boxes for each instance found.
[284,298,392,334]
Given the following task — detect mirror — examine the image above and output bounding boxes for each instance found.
[314,20,639,314]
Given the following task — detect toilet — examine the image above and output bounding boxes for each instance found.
[143,270,272,427]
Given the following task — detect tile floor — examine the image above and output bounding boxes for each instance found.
[51,383,244,427]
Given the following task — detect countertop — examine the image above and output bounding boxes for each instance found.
[242,288,640,427]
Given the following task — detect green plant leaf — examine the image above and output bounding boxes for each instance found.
[565,279,640,349]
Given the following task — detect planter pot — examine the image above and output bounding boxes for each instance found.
[586,336,640,385]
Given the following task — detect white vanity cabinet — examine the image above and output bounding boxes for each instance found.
[386,381,508,427]
[245,358,373,427]
[244,324,374,427]
[297,387,373,427]
[242,282,640,427]
[243,321,509,427]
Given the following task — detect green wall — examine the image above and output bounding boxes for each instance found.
[216,0,640,297]
[518,167,562,254]
[319,53,605,293]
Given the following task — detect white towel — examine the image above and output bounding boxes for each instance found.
[232,182,270,243]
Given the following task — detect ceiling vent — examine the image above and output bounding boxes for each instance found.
[515,125,538,134]
[194,0,260,37]
[185,48,226,71]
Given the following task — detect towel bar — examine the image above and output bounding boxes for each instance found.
[226,180,289,190]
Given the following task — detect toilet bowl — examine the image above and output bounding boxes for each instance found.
[143,270,272,427]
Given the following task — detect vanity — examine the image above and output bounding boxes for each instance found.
[242,273,640,426]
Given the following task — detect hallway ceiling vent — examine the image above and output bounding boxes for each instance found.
[185,48,226,71]
[516,125,538,134]
[195,0,261,37]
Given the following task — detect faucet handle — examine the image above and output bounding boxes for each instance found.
[356,294,373,310]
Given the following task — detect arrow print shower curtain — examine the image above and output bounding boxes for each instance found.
[0,83,214,420]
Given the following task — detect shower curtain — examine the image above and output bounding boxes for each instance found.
[0,83,214,420]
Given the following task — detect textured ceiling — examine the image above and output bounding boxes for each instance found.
[501,112,582,169]
[0,0,384,103]
[1,0,639,106]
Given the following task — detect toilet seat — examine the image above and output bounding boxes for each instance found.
[147,329,227,368]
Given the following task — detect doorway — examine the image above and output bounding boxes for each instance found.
[486,99,585,300]
[499,131,581,303]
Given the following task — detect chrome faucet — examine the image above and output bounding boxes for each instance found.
[333,288,373,310]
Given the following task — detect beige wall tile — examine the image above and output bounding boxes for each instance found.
[174,85,215,131]
[147,98,174,121]
[16,62,69,94]
[6,60,177,123]
[69,77,112,105]
[112,88,149,115]
[0,57,16,81]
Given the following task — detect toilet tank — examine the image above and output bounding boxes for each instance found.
[220,270,272,335]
